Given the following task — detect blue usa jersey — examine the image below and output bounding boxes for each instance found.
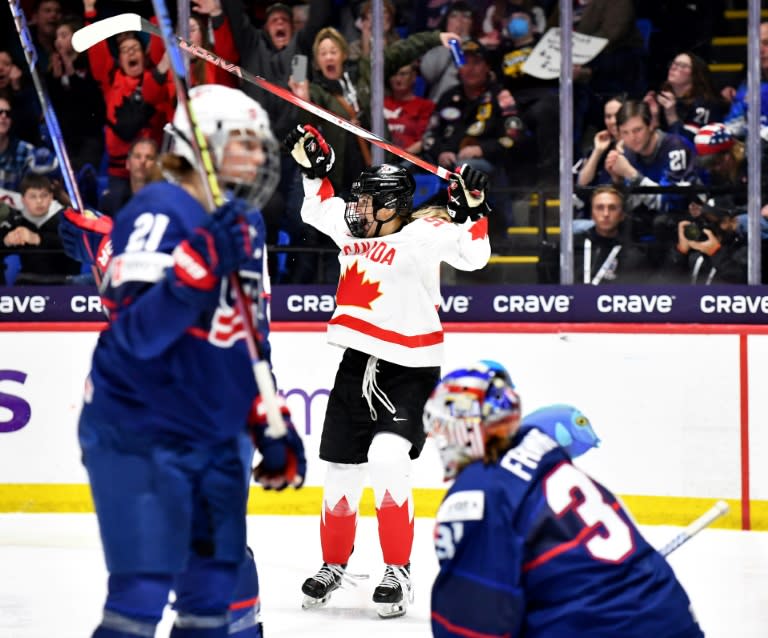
[84,181,271,443]
[431,427,704,638]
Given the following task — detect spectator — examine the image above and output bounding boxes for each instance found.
[693,122,768,241]
[491,6,560,186]
[220,0,333,140]
[575,93,625,188]
[284,124,490,619]
[0,48,43,145]
[539,185,654,284]
[664,202,751,284]
[150,1,239,89]
[421,39,521,245]
[26,0,62,77]
[45,15,105,174]
[83,0,173,220]
[0,96,58,193]
[383,62,435,156]
[292,3,310,32]
[605,99,696,243]
[723,21,768,142]
[99,136,158,216]
[548,0,646,100]
[348,0,401,62]
[419,0,477,104]
[643,51,726,143]
[0,172,80,284]
[423,362,705,638]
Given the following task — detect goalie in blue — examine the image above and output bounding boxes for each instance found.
[423,361,704,638]
[71,84,306,638]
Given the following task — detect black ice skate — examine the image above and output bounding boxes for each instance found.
[301,562,347,609]
[372,563,413,618]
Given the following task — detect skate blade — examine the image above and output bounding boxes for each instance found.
[302,593,332,610]
[375,600,407,618]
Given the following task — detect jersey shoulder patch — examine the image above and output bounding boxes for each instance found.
[436,489,485,523]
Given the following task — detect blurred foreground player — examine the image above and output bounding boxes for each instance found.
[70,84,305,638]
[423,362,704,638]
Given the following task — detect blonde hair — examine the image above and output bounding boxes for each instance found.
[313,27,349,61]
[408,205,453,223]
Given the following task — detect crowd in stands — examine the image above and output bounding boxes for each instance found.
[0,0,765,286]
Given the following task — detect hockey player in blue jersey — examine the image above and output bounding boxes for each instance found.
[68,84,306,638]
[423,361,704,638]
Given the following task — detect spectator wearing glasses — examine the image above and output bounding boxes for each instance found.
[0,96,58,194]
[643,52,726,144]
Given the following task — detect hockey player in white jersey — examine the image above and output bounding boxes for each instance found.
[283,123,491,618]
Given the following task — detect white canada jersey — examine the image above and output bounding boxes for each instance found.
[301,176,491,367]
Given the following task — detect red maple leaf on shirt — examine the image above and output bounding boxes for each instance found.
[336,260,383,309]
[469,216,488,240]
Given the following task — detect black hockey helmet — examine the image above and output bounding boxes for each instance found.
[345,164,416,237]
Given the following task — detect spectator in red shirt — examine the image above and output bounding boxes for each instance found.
[384,63,435,156]
[83,0,173,214]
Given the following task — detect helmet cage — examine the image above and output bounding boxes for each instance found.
[423,366,521,480]
[344,164,415,237]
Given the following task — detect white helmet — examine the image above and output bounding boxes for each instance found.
[165,84,280,210]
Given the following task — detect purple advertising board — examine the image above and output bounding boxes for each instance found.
[3,285,768,324]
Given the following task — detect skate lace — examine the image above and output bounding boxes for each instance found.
[379,565,413,602]
[362,355,396,420]
[315,563,369,589]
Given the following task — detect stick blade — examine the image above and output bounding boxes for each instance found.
[72,13,144,52]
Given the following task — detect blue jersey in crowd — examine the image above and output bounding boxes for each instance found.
[431,426,704,638]
[84,181,271,444]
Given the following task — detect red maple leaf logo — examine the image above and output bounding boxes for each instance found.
[336,260,383,309]
[469,216,488,240]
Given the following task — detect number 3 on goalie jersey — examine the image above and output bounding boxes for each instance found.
[125,213,171,253]
[545,464,634,562]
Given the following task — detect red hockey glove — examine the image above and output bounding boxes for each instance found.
[283,124,335,179]
[59,207,114,275]
[249,395,307,491]
[446,164,491,223]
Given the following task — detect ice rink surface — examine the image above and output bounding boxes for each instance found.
[1,513,766,637]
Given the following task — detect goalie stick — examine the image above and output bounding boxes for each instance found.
[7,0,101,283]
[659,500,730,557]
[72,13,454,181]
[150,0,285,437]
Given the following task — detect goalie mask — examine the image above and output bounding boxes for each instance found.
[423,361,522,480]
[344,164,415,237]
[520,404,600,459]
[164,84,280,210]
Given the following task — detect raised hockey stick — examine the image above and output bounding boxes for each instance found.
[150,0,285,437]
[7,0,101,283]
[72,13,454,181]
[658,500,729,557]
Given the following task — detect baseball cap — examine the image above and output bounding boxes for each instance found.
[694,123,735,156]
[461,39,490,62]
[265,2,292,20]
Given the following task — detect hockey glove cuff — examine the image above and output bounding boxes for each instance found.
[59,207,114,273]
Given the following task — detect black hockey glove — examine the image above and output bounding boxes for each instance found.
[283,124,335,179]
[446,164,491,224]
[249,395,307,490]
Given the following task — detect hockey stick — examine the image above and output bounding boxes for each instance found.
[7,0,101,283]
[150,0,285,437]
[658,500,729,557]
[72,13,454,181]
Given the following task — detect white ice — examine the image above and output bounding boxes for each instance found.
[1,513,766,637]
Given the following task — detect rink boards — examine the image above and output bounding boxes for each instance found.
[0,322,766,530]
